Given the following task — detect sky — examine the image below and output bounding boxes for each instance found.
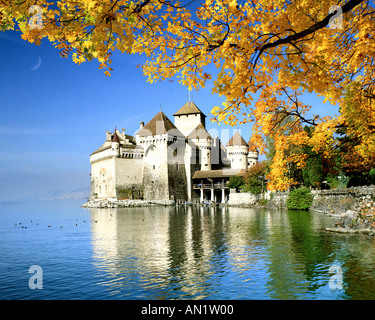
[0,30,338,201]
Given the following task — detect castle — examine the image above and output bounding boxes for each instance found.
[89,101,258,203]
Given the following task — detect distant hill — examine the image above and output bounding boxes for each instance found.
[38,187,90,201]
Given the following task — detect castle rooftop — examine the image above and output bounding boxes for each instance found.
[187,123,211,140]
[173,101,206,117]
[226,132,248,147]
[138,111,183,137]
[111,128,120,143]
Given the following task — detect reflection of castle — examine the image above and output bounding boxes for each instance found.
[90,101,258,203]
[89,206,331,299]
[89,206,231,299]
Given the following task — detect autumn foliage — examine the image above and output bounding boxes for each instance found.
[2,0,374,190]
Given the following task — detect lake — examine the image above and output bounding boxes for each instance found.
[0,200,374,300]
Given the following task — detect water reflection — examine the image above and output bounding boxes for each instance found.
[89,206,375,299]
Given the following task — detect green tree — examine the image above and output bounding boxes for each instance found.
[242,162,267,195]
[302,126,323,189]
[227,175,244,189]
[286,187,314,211]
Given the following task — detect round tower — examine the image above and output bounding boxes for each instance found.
[111,127,120,157]
[226,132,249,170]
[247,140,259,168]
[187,123,212,171]
[197,138,212,171]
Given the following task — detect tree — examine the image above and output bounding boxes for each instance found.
[242,161,267,195]
[301,126,323,188]
[334,81,375,186]
[303,155,323,188]
[2,0,374,190]
[227,175,244,189]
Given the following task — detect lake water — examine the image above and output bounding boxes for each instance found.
[0,200,374,300]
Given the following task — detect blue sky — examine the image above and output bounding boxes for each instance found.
[0,30,338,201]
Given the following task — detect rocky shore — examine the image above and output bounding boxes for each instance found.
[325,195,375,235]
[81,198,175,208]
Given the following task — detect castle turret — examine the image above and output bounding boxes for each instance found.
[187,123,212,171]
[226,131,249,170]
[173,101,206,137]
[111,127,120,157]
[247,140,259,168]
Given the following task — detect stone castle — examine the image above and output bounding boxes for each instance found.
[89,101,258,203]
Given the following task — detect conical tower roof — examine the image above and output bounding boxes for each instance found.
[226,131,248,147]
[111,127,120,143]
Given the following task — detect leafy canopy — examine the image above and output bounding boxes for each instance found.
[2,0,374,190]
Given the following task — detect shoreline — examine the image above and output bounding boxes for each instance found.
[81,199,175,208]
[82,194,375,236]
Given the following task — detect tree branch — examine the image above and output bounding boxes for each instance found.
[253,0,366,68]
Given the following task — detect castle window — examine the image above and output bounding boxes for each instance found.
[99,185,102,193]
[153,165,155,170]
[176,164,179,171]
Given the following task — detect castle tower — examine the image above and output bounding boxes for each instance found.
[226,131,249,170]
[187,123,212,171]
[136,111,187,202]
[247,140,259,168]
[111,127,120,157]
[173,101,206,137]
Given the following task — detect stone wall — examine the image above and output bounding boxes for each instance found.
[115,157,143,199]
[228,189,258,206]
[266,186,375,213]
[267,191,289,209]
[310,186,375,214]
[168,163,188,202]
[90,156,144,200]
[91,157,117,199]
[143,161,170,201]
[167,137,188,202]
